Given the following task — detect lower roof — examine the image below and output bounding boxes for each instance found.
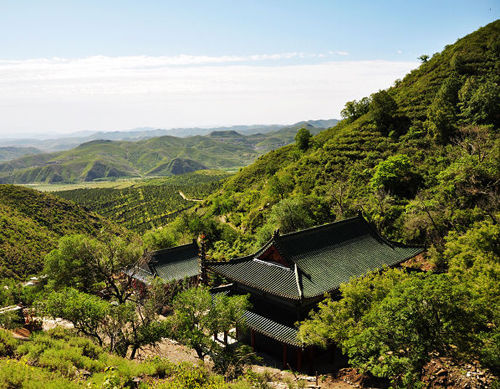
[243,310,301,347]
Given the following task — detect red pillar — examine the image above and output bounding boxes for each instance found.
[282,344,288,369]
[308,347,314,375]
[297,348,302,371]
[250,329,255,351]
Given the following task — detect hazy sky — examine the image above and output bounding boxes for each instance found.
[0,1,498,136]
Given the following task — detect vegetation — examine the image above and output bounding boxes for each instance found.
[138,20,499,385]
[0,328,260,388]
[0,122,334,184]
[0,146,41,162]
[165,287,249,361]
[0,185,125,279]
[0,20,498,388]
[53,171,229,232]
[182,20,499,257]
[298,218,499,386]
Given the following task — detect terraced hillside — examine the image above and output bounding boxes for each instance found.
[194,20,499,248]
[53,171,229,232]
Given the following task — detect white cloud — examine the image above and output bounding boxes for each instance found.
[0,54,418,134]
[397,50,403,54]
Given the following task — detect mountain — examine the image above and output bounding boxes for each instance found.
[146,158,207,176]
[0,147,41,162]
[1,120,337,153]
[0,120,338,184]
[0,185,125,279]
[197,20,499,246]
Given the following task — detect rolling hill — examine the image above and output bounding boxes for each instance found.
[0,120,337,184]
[0,146,41,162]
[0,185,126,279]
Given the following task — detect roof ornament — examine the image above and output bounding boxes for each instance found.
[272,228,280,239]
[294,263,303,300]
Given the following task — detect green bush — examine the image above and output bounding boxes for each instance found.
[0,329,17,357]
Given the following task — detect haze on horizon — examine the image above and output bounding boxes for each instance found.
[0,0,497,137]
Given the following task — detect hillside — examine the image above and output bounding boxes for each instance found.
[0,185,125,279]
[195,20,499,249]
[0,146,41,162]
[0,120,336,184]
[53,171,228,232]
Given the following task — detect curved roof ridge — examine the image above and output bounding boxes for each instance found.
[150,240,198,257]
[279,215,362,239]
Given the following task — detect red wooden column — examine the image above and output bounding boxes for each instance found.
[282,344,288,369]
[250,329,256,351]
[297,348,302,371]
[308,347,314,374]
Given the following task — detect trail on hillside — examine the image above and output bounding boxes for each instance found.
[178,191,203,202]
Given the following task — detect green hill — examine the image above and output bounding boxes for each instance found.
[0,184,125,279]
[53,171,229,233]
[0,121,337,185]
[196,20,499,248]
[0,146,41,162]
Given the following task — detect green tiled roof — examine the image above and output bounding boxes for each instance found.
[208,215,424,300]
[149,242,200,282]
[243,310,301,346]
[126,265,154,284]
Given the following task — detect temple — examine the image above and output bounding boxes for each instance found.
[206,214,424,370]
[128,240,200,287]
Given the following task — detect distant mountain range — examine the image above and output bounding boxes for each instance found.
[0,146,41,162]
[0,119,338,184]
[1,119,339,153]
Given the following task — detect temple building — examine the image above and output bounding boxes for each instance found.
[206,214,424,370]
[128,240,200,288]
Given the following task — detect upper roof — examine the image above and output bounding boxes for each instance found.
[207,215,423,300]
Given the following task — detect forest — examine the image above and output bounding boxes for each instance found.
[0,20,498,388]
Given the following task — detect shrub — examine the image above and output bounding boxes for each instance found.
[0,329,17,357]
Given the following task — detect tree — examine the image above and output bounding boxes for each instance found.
[370,154,420,198]
[44,233,144,304]
[143,227,178,251]
[295,128,312,151]
[369,90,398,134]
[426,75,461,143]
[40,279,170,359]
[165,286,249,361]
[418,54,429,63]
[255,195,329,246]
[41,287,110,347]
[340,97,371,122]
[459,77,500,127]
[298,268,490,386]
[267,173,294,201]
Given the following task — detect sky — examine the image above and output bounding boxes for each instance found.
[0,1,498,137]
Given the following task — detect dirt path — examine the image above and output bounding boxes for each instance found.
[138,338,355,388]
[179,191,203,202]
